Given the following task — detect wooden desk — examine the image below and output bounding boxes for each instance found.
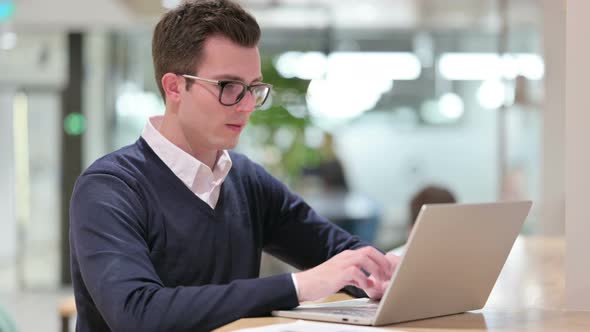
[215,236,590,332]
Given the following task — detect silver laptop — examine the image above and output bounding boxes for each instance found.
[272,201,532,326]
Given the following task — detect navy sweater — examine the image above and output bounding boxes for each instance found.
[69,138,367,332]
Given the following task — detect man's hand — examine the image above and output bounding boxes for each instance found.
[362,253,401,300]
[294,247,401,302]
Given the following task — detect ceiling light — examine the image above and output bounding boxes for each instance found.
[161,0,181,9]
[439,53,544,80]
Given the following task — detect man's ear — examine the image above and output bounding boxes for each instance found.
[162,73,183,103]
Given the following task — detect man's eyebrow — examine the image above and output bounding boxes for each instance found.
[212,74,264,84]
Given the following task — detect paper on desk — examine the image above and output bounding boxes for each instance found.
[233,320,400,332]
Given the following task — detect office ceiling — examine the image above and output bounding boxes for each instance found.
[120,0,541,29]
[9,0,541,31]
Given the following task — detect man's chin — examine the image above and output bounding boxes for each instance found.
[218,139,240,151]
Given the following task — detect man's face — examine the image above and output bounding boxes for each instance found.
[177,35,261,154]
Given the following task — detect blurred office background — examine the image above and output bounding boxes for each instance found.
[0,0,558,331]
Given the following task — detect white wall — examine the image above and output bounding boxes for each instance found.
[541,0,565,236]
[336,96,501,225]
[0,90,17,264]
[565,0,590,311]
[0,32,65,288]
[26,93,61,268]
[336,85,541,231]
[83,32,111,168]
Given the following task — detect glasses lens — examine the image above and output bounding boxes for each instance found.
[220,82,246,105]
[252,85,271,107]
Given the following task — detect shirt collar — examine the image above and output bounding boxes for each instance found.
[141,116,233,191]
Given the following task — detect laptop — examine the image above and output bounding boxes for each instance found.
[272,201,532,326]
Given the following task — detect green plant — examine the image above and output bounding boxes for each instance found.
[248,57,323,184]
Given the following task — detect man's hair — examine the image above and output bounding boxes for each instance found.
[152,0,261,100]
[410,185,456,225]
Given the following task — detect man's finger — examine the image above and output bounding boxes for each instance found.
[355,247,391,281]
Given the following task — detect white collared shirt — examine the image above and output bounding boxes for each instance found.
[141,116,232,209]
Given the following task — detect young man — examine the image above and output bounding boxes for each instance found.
[69,1,400,331]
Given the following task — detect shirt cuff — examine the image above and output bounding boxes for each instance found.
[291,273,301,302]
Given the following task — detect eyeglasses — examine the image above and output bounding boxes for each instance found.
[181,74,272,108]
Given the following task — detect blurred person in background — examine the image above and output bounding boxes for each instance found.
[69,0,400,331]
[301,133,380,243]
[389,185,457,256]
[409,185,457,233]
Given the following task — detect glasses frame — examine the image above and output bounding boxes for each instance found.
[181,74,272,107]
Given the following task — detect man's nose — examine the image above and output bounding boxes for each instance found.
[235,90,256,113]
